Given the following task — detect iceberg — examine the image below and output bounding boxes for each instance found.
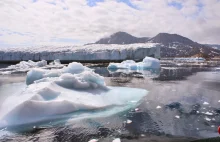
[108,56,160,70]
[107,56,160,78]
[0,60,64,75]
[0,62,147,128]
[26,62,91,85]
[8,60,47,70]
[49,59,61,65]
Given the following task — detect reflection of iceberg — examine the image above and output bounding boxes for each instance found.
[173,57,206,62]
[108,68,160,78]
[0,62,147,128]
[107,57,160,78]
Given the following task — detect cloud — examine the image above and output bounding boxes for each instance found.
[0,0,220,47]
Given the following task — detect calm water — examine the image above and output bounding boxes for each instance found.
[0,63,220,142]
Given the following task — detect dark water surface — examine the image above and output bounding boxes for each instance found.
[0,63,220,142]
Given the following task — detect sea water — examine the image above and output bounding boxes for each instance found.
[0,62,219,142]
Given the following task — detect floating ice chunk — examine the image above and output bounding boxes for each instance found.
[0,60,64,75]
[112,138,121,142]
[156,106,162,109]
[26,62,90,85]
[55,72,107,90]
[26,68,48,85]
[175,115,180,119]
[108,56,160,70]
[107,57,160,78]
[203,102,209,105]
[126,119,132,124]
[0,85,147,127]
[204,117,211,121]
[218,100,220,103]
[8,60,47,70]
[141,56,161,69]
[205,112,213,116]
[49,59,61,65]
[135,108,140,112]
[0,63,147,127]
[88,139,98,142]
[62,62,85,74]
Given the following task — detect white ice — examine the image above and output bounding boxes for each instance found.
[8,60,47,70]
[0,59,64,75]
[0,62,147,127]
[107,56,160,78]
[112,138,121,142]
[0,43,161,61]
[108,57,160,70]
[26,62,91,85]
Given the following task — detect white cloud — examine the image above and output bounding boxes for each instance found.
[0,0,220,47]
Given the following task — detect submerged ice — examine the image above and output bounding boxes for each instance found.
[0,62,147,127]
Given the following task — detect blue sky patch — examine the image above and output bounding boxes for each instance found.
[168,1,183,10]
[87,0,104,7]
[87,0,138,9]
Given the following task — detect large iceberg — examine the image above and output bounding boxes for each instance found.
[107,57,160,78]
[108,56,160,70]
[0,62,147,128]
[0,43,160,62]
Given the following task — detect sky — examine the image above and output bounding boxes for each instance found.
[0,0,220,47]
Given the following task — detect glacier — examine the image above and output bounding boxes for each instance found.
[0,43,160,62]
[0,62,147,128]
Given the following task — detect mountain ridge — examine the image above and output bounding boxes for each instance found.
[95,31,150,44]
[94,32,220,58]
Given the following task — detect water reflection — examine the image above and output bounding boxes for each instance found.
[0,63,220,142]
[93,66,217,82]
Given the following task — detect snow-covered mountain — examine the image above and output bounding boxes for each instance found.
[95,31,149,44]
[205,44,220,50]
[95,32,220,58]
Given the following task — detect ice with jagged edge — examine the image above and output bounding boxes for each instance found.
[0,62,147,128]
[107,56,160,78]
[0,59,63,75]
[0,43,161,61]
